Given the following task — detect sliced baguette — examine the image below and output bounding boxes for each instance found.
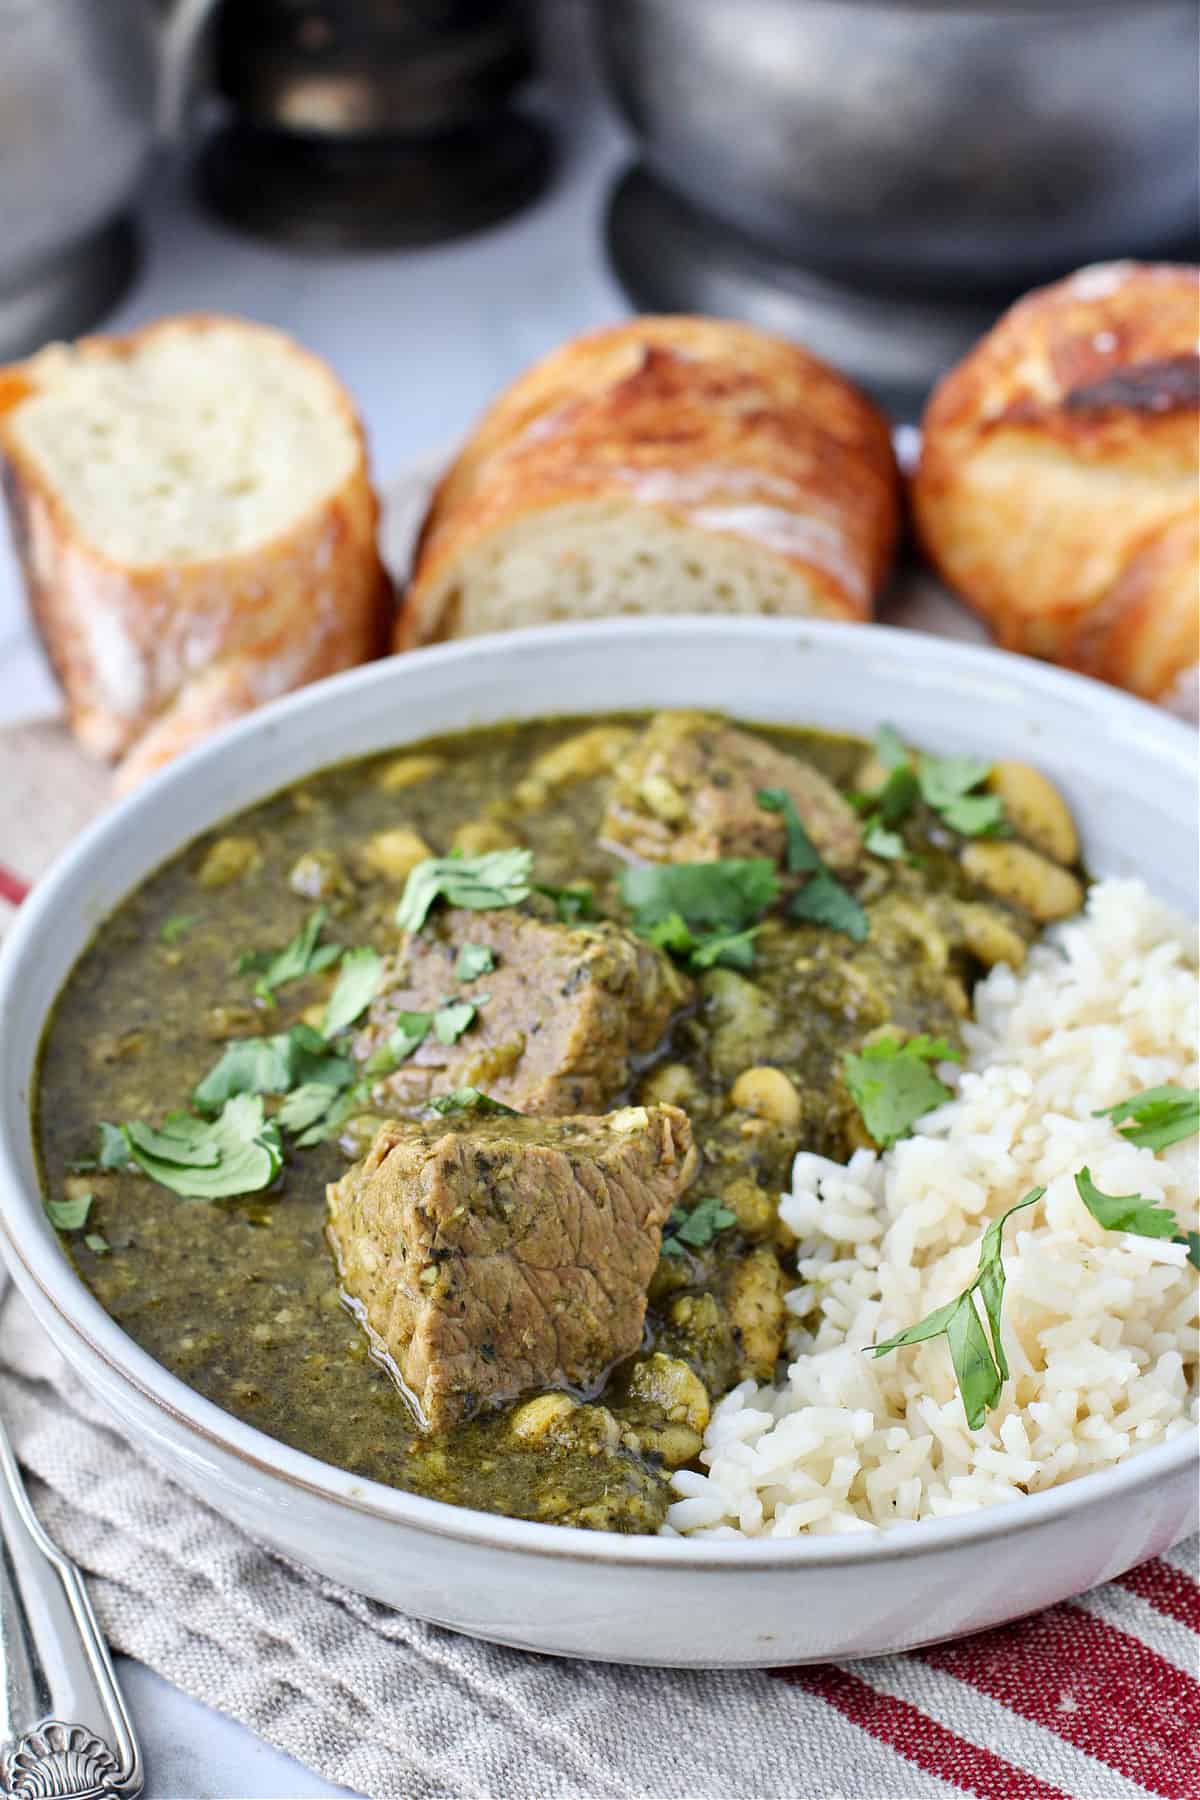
[396,316,900,647]
[0,313,391,787]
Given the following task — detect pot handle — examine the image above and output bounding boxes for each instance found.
[156,0,222,141]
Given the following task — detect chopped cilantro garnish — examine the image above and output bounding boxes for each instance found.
[455,943,496,981]
[855,732,921,859]
[863,823,905,861]
[321,946,382,1038]
[1073,1167,1183,1241]
[1094,1085,1200,1152]
[121,1095,283,1200]
[686,926,761,970]
[917,753,1006,839]
[97,1121,133,1170]
[535,882,595,923]
[236,907,342,1002]
[292,1082,372,1148]
[275,1081,349,1136]
[757,788,868,942]
[433,999,480,1045]
[160,914,198,944]
[662,1195,738,1258]
[428,1087,519,1117]
[619,858,778,972]
[874,724,909,771]
[756,786,822,875]
[869,1187,1045,1429]
[789,869,869,941]
[872,765,920,826]
[84,1232,110,1256]
[1181,1230,1200,1271]
[844,1034,961,1149]
[396,849,533,934]
[193,1024,352,1114]
[643,911,761,972]
[863,727,1006,841]
[364,1011,433,1076]
[47,1193,94,1232]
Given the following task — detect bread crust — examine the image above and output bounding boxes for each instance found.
[396,316,900,647]
[913,263,1199,704]
[0,314,391,784]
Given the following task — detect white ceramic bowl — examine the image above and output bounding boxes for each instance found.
[1,619,1196,1668]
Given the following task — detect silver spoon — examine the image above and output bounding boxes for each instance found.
[0,1410,141,1798]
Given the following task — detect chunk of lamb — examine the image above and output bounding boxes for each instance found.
[353,907,690,1115]
[601,710,861,871]
[327,1104,697,1428]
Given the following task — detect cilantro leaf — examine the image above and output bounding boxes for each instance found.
[96,1121,133,1170]
[192,1024,352,1114]
[1094,1085,1200,1152]
[938,794,1007,838]
[757,788,869,942]
[912,752,1009,840]
[160,914,198,944]
[644,912,696,956]
[869,1187,1045,1428]
[236,908,342,1000]
[275,1082,347,1135]
[84,1232,110,1256]
[427,1088,520,1118]
[621,858,779,932]
[789,869,868,942]
[47,1193,94,1231]
[687,926,761,970]
[1180,1231,1200,1271]
[363,1011,432,1076]
[535,882,595,923]
[644,911,761,971]
[620,858,778,970]
[844,1034,961,1148]
[873,765,920,826]
[916,754,992,812]
[664,1195,738,1254]
[122,1095,283,1199]
[1073,1167,1182,1240]
[396,849,533,934]
[293,1082,371,1148]
[321,946,382,1039]
[433,1000,479,1046]
[755,787,823,875]
[455,943,495,981]
[874,724,909,772]
[863,823,905,861]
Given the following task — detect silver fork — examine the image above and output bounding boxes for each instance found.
[0,1406,141,1799]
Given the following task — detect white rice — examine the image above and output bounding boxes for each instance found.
[665,878,1199,1538]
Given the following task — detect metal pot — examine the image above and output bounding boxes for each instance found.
[0,0,214,358]
[593,0,1200,287]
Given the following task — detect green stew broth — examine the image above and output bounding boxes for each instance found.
[36,713,1080,1531]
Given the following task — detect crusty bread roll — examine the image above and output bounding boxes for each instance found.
[914,263,1199,711]
[0,314,391,788]
[396,316,900,648]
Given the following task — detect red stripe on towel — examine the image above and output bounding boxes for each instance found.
[0,863,29,906]
[772,1663,1070,1800]
[1114,1557,1200,1634]
[916,1600,1200,1799]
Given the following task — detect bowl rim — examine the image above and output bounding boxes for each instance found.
[0,615,1195,1571]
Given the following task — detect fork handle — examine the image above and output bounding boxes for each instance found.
[0,1417,141,1797]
